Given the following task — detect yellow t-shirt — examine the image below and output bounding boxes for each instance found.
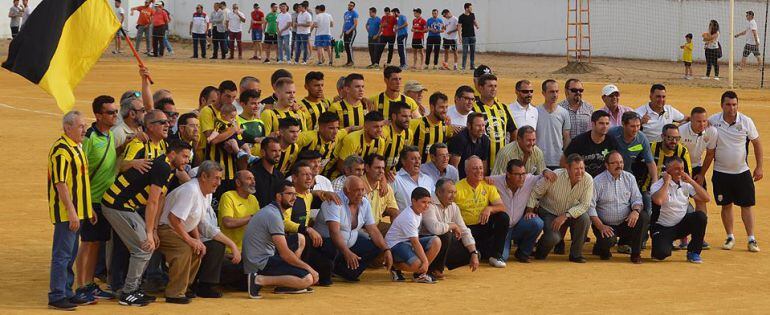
[260,106,308,136]
[217,191,260,253]
[369,92,420,117]
[683,42,693,62]
[331,130,386,178]
[455,179,502,225]
[283,191,313,233]
[328,99,366,129]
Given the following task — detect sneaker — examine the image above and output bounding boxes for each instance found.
[748,240,761,252]
[413,273,436,284]
[86,283,114,300]
[273,287,309,294]
[722,237,735,250]
[488,257,507,268]
[616,245,631,254]
[676,241,689,251]
[48,298,78,311]
[301,61,308,65]
[714,77,721,81]
[135,290,156,303]
[316,61,324,66]
[390,268,406,282]
[686,252,703,264]
[277,60,284,64]
[247,273,263,299]
[263,58,271,64]
[702,241,711,250]
[70,289,97,305]
[701,76,710,80]
[118,291,149,307]
[165,296,191,304]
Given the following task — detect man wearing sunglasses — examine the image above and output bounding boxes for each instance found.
[557,78,593,140]
[156,98,179,140]
[509,80,538,130]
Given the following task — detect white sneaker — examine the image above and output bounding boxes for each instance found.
[748,240,761,252]
[714,77,721,81]
[277,60,284,64]
[701,76,711,80]
[722,237,735,250]
[488,257,507,268]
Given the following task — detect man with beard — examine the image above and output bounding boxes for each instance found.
[297,112,346,179]
[119,110,171,172]
[409,92,453,164]
[383,101,412,172]
[562,110,618,177]
[301,71,332,131]
[217,170,260,291]
[558,78,593,139]
[249,137,286,207]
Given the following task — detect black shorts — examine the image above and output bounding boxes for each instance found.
[683,61,692,67]
[712,170,755,207]
[264,33,277,45]
[258,254,309,278]
[442,39,457,50]
[81,203,111,242]
[692,166,706,189]
[412,38,424,49]
[743,43,761,57]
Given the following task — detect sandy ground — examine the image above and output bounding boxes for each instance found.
[0,41,769,314]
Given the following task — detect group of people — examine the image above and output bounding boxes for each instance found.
[109,1,481,70]
[46,61,762,310]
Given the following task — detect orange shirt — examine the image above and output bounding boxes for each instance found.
[153,9,170,27]
[136,6,155,26]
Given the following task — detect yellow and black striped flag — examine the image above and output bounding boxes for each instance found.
[2,0,120,112]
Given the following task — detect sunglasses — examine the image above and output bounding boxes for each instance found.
[569,88,584,93]
[149,119,169,125]
[101,109,119,115]
[517,89,534,94]
[163,111,179,118]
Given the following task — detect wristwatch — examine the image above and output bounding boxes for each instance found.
[470,250,480,256]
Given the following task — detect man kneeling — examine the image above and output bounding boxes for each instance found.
[243,180,319,299]
[386,187,442,284]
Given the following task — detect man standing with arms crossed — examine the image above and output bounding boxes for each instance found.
[702,91,763,252]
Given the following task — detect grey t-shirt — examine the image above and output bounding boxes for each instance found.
[536,105,571,167]
[608,126,654,172]
[243,203,285,273]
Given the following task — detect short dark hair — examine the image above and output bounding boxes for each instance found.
[364,111,384,122]
[167,139,194,153]
[429,92,448,106]
[178,112,198,127]
[506,159,525,173]
[441,9,449,15]
[399,145,420,163]
[392,8,400,14]
[199,86,218,103]
[621,111,641,124]
[364,153,385,166]
[369,7,376,13]
[384,65,402,79]
[411,186,431,201]
[218,80,237,93]
[279,117,301,129]
[260,136,280,153]
[591,110,610,122]
[515,80,531,91]
[305,71,324,85]
[297,150,322,161]
[429,142,448,156]
[662,123,679,135]
[605,150,623,164]
[664,156,684,167]
[271,68,293,86]
[435,177,454,192]
[92,95,115,114]
[477,74,497,87]
[154,97,175,111]
[273,180,295,196]
[455,85,474,98]
[691,106,707,116]
[344,73,364,87]
[564,78,580,90]
[291,160,313,176]
[240,89,262,103]
[464,2,472,9]
[317,4,325,11]
[541,79,557,92]
[516,125,535,139]
[388,101,411,119]
[467,112,485,126]
[318,111,340,125]
[721,90,738,104]
[685,33,693,39]
[650,83,666,94]
[566,153,584,166]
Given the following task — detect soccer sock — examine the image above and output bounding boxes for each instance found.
[727,233,735,240]
[748,235,756,242]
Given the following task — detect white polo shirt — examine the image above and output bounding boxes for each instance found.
[650,178,695,227]
[709,112,759,174]
[509,101,538,130]
[160,179,209,232]
[635,103,685,142]
[447,106,471,127]
[678,122,718,167]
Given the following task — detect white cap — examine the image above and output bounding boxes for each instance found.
[601,84,620,96]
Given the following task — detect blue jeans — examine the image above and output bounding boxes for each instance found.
[163,29,173,53]
[49,222,80,303]
[396,34,408,66]
[278,34,291,61]
[462,36,476,69]
[318,237,381,281]
[294,33,309,63]
[502,217,544,261]
[135,25,151,52]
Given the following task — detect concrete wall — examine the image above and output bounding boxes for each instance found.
[2,0,768,63]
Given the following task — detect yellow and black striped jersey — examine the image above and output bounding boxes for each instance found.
[301,98,331,130]
[331,129,386,178]
[297,129,348,178]
[409,117,452,163]
[382,125,411,171]
[253,142,300,175]
[123,138,167,160]
[370,92,420,117]
[198,105,221,160]
[205,119,238,181]
[328,99,366,129]
[640,142,692,191]
[473,99,517,167]
[260,106,309,136]
[47,135,93,223]
[102,155,175,212]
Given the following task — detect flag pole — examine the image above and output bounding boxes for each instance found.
[120,28,154,85]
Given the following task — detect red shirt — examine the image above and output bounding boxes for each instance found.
[381,15,396,36]
[136,6,155,26]
[412,17,426,39]
[251,9,264,30]
[152,9,169,27]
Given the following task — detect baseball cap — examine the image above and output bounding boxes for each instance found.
[473,65,492,78]
[601,84,620,96]
[404,80,427,92]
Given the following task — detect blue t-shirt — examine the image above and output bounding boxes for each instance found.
[397,15,408,36]
[343,10,358,32]
[366,16,381,36]
[608,126,654,172]
[426,17,443,37]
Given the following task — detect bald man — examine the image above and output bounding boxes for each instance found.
[313,176,393,284]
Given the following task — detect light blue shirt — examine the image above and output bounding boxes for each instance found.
[396,15,408,36]
[420,162,459,183]
[343,9,358,32]
[392,169,436,211]
[314,190,375,248]
[589,170,643,226]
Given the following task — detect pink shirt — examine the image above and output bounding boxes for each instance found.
[600,105,633,127]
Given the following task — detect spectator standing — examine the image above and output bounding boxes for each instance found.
[425,9,444,70]
[249,3,265,60]
[227,3,246,59]
[365,7,381,68]
[457,3,478,70]
[411,9,427,70]
[190,5,209,58]
[342,1,359,67]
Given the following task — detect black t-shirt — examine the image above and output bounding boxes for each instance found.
[249,159,285,207]
[447,129,490,179]
[563,131,618,177]
[458,13,476,38]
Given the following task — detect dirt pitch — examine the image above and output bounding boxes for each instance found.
[0,42,768,314]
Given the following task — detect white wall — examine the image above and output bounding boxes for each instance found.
[4,0,768,64]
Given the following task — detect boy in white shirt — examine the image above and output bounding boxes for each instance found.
[385,187,441,284]
[311,4,334,65]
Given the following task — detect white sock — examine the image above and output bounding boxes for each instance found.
[748,235,756,242]
[727,234,735,240]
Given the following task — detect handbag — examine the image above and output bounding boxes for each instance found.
[716,41,723,59]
